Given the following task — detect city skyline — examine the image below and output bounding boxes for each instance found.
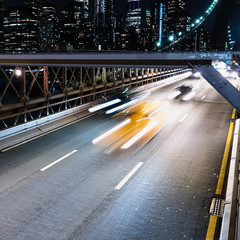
[6,0,240,40]
[2,0,239,53]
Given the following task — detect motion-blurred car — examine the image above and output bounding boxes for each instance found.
[92,99,167,153]
[88,87,150,114]
[168,84,199,101]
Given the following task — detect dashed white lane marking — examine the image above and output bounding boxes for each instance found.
[179,113,189,123]
[40,150,78,171]
[115,162,144,190]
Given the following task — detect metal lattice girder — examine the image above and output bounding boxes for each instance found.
[190,63,240,112]
[0,65,189,129]
[0,66,21,104]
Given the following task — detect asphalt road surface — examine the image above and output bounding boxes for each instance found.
[0,75,234,240]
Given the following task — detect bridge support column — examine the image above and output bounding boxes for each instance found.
[79,67,83,105]
[102,67,107,96]
[121,68,125,89]
[21,67,27,122]
[190,62,240,112]
[92,68,96,100]
[129,68,132,84]
[43,66,49,116]
[113,68,116,92]
[62,67,68,110]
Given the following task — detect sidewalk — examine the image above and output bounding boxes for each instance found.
[0,102,97,152]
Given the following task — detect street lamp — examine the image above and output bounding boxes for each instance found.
[168,35,174,42]
[16,68,22,77]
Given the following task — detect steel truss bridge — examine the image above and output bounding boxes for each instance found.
[0,51,239,131]
[0,52,192,130]
[0,51,240,240]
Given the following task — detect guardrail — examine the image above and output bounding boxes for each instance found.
[0,70,192,151]
[0,68,190,130]
[220,119,240,239]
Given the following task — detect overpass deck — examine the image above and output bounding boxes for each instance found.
[0,52,237,68]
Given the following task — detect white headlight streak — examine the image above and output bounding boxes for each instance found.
[92,119,131,144]
[88,98,121,113]
[121,121,157,149]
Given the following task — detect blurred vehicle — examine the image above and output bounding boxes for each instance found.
[92,99,167,153]
[88,86,150,114]
[168,84,199,101]
[225,70,238,79]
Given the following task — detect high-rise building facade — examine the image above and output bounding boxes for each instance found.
[126,0,142,34]
[125,0,142,50]
[59,3,78,51]
[74,0,93,50]
[94,0,113,49]
[40,3,59,52]
[74,0,89,22]
[0,0,4,52]
[4,6,39,52]
[166,0,188,43]
[60,0,93,51]
[113,14,128,50]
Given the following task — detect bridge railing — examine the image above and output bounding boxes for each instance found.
[0,65,190,130]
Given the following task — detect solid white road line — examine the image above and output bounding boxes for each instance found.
[40,150,78,172]
[179,113,189,123]
[115,162,144,190]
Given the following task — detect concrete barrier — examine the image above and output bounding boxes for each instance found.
[220,119,240,239]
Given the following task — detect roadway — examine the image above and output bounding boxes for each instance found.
[0,75,234,239]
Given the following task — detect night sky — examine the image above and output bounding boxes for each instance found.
[6,0,240,42]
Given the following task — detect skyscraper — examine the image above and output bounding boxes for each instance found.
[126,0,142,34]
[166,0,188,43]
[40,2,59,52]
[74,0,93,50]
[94,0,114,49]
[0,0,4,52]
[60,0,93,51]
[74,0,89,22]
[4,6,38,52]
[113,14,128,50]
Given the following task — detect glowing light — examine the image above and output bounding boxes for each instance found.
[106,99,140,114]
[168,35,174,42]
[183,91,196,101]
[195,19,200,24]
[16,69,22,77]
[156,42,161,47]
[168,91,181,100]
[88,98,121,112]
[92,119,131,144]
[193,72,201,78]
[158,3,164,47]
[121,121,158,149]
